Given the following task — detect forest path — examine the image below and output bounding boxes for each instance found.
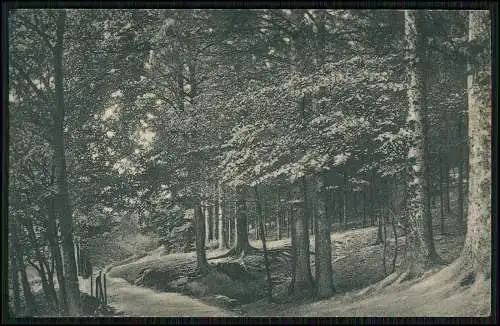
[78,275,238,317]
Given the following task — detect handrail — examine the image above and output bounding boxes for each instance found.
[89,270,108,306]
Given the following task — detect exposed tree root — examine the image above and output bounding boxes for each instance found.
[447,255,489,289]
[207,245,260,261]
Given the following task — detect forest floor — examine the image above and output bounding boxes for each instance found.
[105,211,491,317]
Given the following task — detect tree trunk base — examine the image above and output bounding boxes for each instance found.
[287,280,315,299]
[316,286,335,300]
[196,261,213,275]
[451,253,490,288]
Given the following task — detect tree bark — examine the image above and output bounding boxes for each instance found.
[362,189,367,227]
[443,158,451,214]
[342,172,348,228]
[315,174,335,298]
[458,10,491,281]
[311,200,316,235]
[255,203,260,241]
[53,10,80,315]
[25,217,58,310]
[10,239,22,315]
[276,192,281,240]
[47,195,68,314]
[203,202,209,245]
[194,202,211,274]
[212,202,218,242]
[254,187,273,302]
[457,107,465,227]
[232,190,252,256]
[11,225,35,315]
[286,204,291,238]
[218,185,227,250]
[227,200,232,247]
[403,10,441,278]
[208,202,214,242]
[370,171,376,226]
[290,177,315,296]
[439,157,446,234]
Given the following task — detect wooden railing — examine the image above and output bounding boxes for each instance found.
[89,270,107,306]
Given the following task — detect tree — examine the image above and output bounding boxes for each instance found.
[193,202,211,274]
[457,9,491,282]
[218,185,228,250]
[401,10,441,279]
[315,173,335,298]
[52,10,80,315]
[10,219,36,315]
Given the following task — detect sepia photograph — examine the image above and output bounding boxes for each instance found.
[4,4,493,320]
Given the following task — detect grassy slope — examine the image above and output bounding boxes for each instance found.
[105,190,490,317]
[277,261,490,317]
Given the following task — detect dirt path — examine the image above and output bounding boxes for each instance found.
[78,275,237,317]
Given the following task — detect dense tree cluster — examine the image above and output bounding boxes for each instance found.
[7,8,491,316]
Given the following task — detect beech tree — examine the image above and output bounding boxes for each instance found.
[457,9,491,282]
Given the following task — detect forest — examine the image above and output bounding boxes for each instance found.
[6,8,492,318]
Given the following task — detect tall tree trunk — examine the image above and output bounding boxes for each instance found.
[47,195,68,314]
[315,174,335,298]
[218,185,227,250]
[378,206,384,244]
[362,189,367,227]
[311,200,316,235]
[286,204,291,238]
[439,157,446,234]
[376,178,383,244]
[30,260,57,311]
[227,200,232,247]
[10,241,22,315]
[421,15,440,263]
[403,10,441,278]
[342,172,348,228]
[457,109,465,227]
[263,200,268,238]
[53,10,80,315]
[443,158,451,214]
[370,171,376,226]
[337,190,342,225]
[74,241,80,276]
[25,217,58,310]
[233,191,252,256]
[353,190,358,222]
[442,105,452,216]
[255,204,260,241]
[290,177,315,296]
[234,201,239,246]
[194,202,211,274]
[458,10,491,282]
[254,187,273,302]
[203,202,209,245]
[276,192,281,240]
[212,202,218,242]
[11,225,35,315]
[208,203,214,242]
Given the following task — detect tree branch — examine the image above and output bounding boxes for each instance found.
[28,259,43,274]
[15,15,55,51]
[10,59,53,105]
